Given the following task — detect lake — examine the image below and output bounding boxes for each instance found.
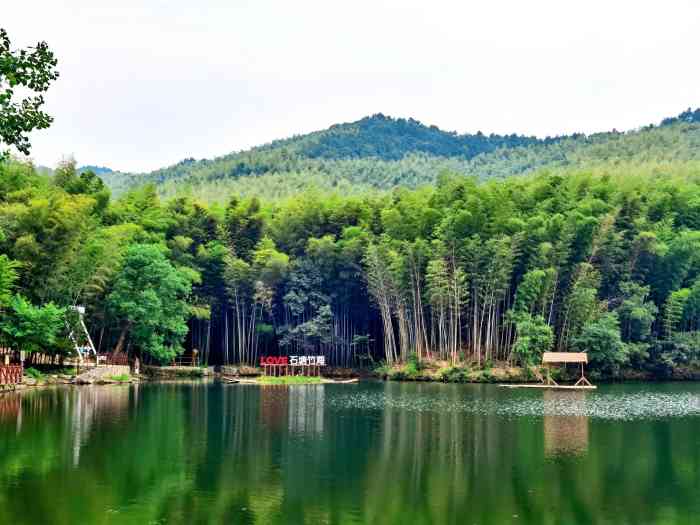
[0,381,698,524]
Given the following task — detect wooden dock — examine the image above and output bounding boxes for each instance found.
[498,384,597,390]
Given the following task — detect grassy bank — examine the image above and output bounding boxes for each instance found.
[374,359,539,384]
[372,358,700,383]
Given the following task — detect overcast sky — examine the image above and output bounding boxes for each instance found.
[4,0,700,172]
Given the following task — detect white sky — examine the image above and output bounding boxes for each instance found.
[4,0,700,172]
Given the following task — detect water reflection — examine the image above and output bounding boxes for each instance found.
[259,385,325,434]
[260,386,288,430]
[543,391,589,457]
[288,385,324,434]
[0,393,21,435]
[69,385,133,465]
[0,382,697,525]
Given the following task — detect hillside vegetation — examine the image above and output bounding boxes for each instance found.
[5,106,700,378]
[98,110,700,201]
[3,156,700,378]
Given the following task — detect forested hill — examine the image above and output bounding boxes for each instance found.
[257,113,544,160]
[98,109,700,201]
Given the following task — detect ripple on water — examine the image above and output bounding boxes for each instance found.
[326,387,700,420]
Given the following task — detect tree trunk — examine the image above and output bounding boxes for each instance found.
[113,323,131,356]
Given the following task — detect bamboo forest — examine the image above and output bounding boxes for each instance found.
[4,155,700,379]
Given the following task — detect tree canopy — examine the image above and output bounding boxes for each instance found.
[0,28,59,158]
[3,155,700,377]
[107,243,194,363]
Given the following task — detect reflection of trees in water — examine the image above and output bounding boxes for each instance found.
[0,393,21,432]
[0,386,135,477]
[260,385,288,430]
[0,384,326,523]
[543,391,589,457]
[365,384,489,522]
[69,386,132,465]
[288,385,324,434]
[0,384,189,524]
[258,385,325,435]
[176,384,282,524]
[365,383,484,524]
[362,384,700,525]
[1,384,699,525]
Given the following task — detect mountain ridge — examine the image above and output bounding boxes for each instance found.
[94,109,700,201]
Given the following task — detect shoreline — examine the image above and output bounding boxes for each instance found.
[5,360,700,394]
[368,359,700,384]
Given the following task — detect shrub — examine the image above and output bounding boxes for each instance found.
[648,332,700,377]
[25,367,44,380]
[403,360,420,379]
[374,362,391,378]
[406,352,424,371]
[388,367,408,380]
[481,368,497,382]
[439,366,470,383]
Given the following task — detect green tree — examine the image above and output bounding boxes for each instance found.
[0,28,59,157]
[615,281,657,342]
[107,244,193,363]
[0,254,20,308]
[512,268,554,318]
[0,295,64,353]
[663,288,690,338]
[559,263,601,349]
[224,196,264,260]
[574,312,628,376]
[364,241,399,364]
[53,159,110,214]
[511,313,554,365]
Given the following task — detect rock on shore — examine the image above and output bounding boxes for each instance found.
[74,365,131,385]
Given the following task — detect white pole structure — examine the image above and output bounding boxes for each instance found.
[69,306,97,365]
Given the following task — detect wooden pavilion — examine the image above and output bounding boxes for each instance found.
[499,351,596,390]
[542,352,593,387]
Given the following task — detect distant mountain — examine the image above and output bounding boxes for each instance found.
[97,110,700,201]
[661,108,700,126]
[256,113,549,160]
[33,164,115,177]
[78,165,114,175]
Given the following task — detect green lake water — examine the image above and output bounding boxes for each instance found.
[0,381,698,524]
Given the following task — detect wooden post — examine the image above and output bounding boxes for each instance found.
[574,362,593,387]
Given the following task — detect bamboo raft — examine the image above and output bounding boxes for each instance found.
[499,384,597,390]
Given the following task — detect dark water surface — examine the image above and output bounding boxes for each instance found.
[0,381,698,524]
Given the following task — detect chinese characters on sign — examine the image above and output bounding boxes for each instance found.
[260,355,326,366]
[290,355,326,366]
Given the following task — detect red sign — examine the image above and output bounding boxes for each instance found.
[260,355,327,366]
[260,356,289,366]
